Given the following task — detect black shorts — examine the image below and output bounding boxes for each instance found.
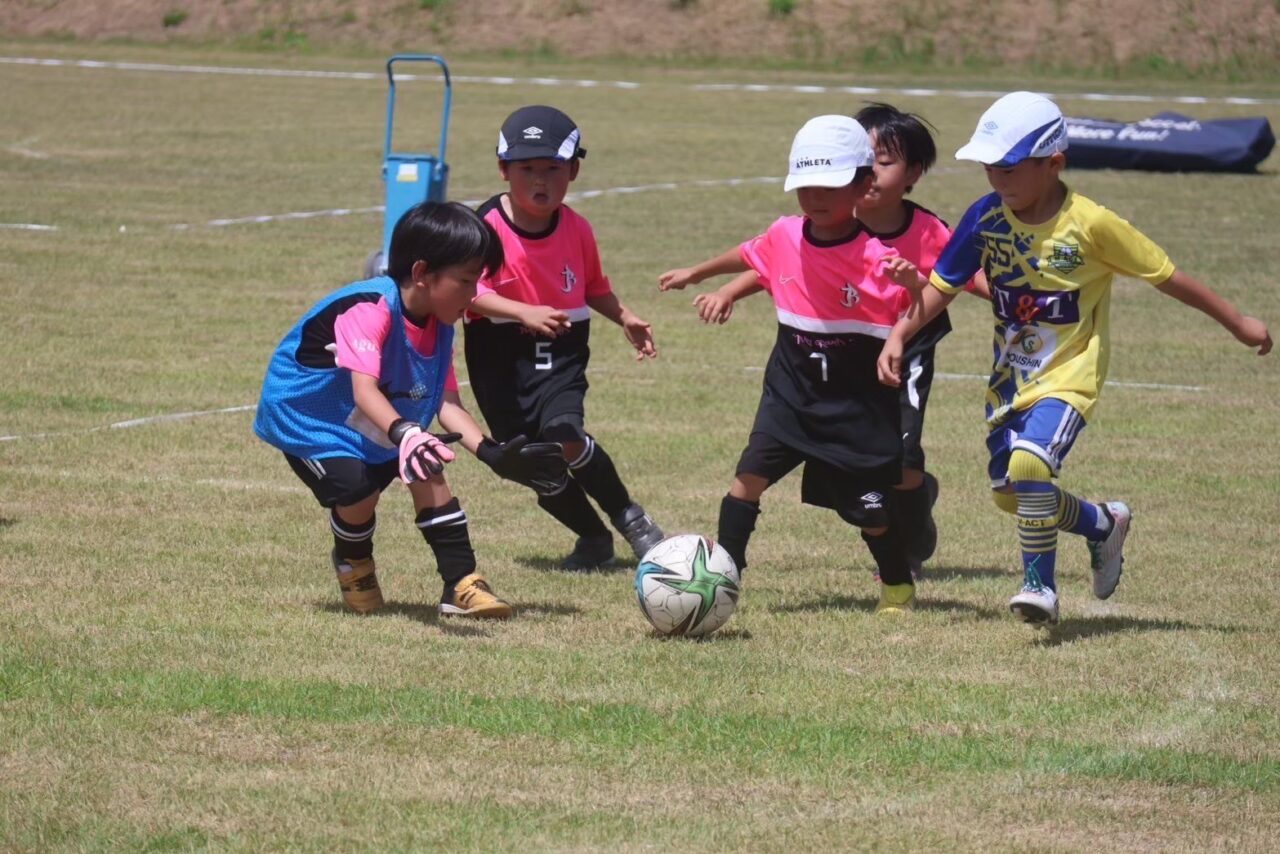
[285,453,399,508]
[734,431,895,529]
[464,318,590,444]
[897,341,937,472]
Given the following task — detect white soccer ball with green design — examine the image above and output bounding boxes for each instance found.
[634,534,740,637]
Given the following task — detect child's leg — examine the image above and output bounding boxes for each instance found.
[718,432,801,572]
[895,348,941,566]
[409,477,511,619]
[547,416,663,560]
[833,481,913,613]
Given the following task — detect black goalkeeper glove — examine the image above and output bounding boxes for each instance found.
[476,434,567,493]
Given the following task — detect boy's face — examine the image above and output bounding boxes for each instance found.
[861,131,924,211]
[795,179,868,231]
[413,257,486,324]
[499,157,579,219]
[983,155,1063,212]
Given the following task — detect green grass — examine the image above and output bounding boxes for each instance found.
[1,41,1279,850]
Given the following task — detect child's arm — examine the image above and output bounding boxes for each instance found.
[657,248,749,291]
[351,372,456,481]
[692,270,765,324]
[1155,270,1272,355]
[966,270,992,301]
[471,292,572,337]
[877,280,958,388]
[586,292,657,360]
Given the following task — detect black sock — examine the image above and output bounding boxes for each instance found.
[717,495,760,572]
[537,479,610,538]
[567,436,632,518]
[416,499,476,588]
[331,509,375,561]
[894,478,936,561]
[862,524,912,587]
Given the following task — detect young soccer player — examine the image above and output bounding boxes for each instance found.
[254,201,569,618]
[659,104,985,579]
[663,114,918,613]
[877,91,1272,624]
[464,105,665,570]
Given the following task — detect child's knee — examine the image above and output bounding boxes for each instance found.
[861,524,888,537]
[991,488,1017,515]
[729,473,769,503]
[1007,449,1052,485]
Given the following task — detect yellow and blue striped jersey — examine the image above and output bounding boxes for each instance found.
[930,187,1174,424]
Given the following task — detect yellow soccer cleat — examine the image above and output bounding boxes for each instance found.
[332,551,385,614]
[439,573,514,620]
[875,582,916,616]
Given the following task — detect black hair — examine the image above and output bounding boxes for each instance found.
[854,102,938,193]
[853,165,874,184]
[386,201,504,285]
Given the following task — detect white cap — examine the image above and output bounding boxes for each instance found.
[784,115,875,192]
[955,91,1068,167]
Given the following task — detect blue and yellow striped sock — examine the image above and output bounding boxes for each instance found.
[1015,481,1059,591]
[1055,490,1112,541]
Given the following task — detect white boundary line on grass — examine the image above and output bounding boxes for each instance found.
[169,176,787,230]
[744,366,1207,392]
[3,55,1278,105]
[0,369,1204,443]
[1,222,57,231]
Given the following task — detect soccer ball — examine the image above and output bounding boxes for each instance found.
[634,534,740,637]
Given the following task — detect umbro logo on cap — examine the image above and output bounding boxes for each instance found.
[497,105,587,162]
[522,126,543,139]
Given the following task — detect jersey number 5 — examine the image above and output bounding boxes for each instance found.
[535,341,554,371]
[809,352,828,382]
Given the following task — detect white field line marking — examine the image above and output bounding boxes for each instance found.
[743,366,1206,392]
[170,177,788,230]
[3,55,1276,106]
[1,223,57,231]
[0,380,474,442]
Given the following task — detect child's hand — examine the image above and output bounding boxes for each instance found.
[882,257,926,292]
[658,268,698,291]
[521,305,572,337]
[1236,316,1273,355]
[693,291,733,324]
[621,311,658,360]
[876,337,904,387]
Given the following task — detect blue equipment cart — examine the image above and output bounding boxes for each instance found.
[363,54,453,278]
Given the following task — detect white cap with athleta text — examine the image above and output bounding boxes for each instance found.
[784,115,875,192]
[955,91,1069,167]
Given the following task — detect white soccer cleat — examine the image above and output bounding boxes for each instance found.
[1087,501,1131,600]
[1009,584,1059,625]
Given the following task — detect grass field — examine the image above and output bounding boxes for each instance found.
[2,41,1279,851]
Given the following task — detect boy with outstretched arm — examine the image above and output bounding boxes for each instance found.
[465,105,665,570]
[877,91,1272,625]
[255,202,569,618]
[668,115,919,613]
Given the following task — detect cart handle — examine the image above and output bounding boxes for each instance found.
[384,54,452,167]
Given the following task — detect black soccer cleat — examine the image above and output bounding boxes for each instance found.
[611,503,665,560]
[562,534,615,571]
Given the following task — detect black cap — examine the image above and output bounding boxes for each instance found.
[496,105,586,161]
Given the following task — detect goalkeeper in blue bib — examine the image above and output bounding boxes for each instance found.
[254,202,568,618]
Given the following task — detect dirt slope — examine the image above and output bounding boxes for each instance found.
[2,0,1277,73]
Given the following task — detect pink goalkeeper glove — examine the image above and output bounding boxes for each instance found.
[388,419,459,483]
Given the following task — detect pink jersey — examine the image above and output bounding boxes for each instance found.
[739,216,908,338]
[333,299,459,392]
[870,201,951,282]
[472,195,612,324]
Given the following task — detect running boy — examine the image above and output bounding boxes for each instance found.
[877,91,1272,624]
[255,202,568,618]
[465,105,665,570]
[659,104,983,578]
[665,115,918,613]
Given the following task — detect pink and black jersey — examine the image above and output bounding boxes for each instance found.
[864,201,956,352]
[471,195,612,324]
[738,216,907,474]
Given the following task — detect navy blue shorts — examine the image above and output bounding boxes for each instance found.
[986,398,1087,488]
